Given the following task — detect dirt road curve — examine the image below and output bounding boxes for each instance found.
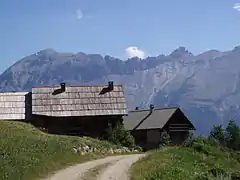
[97,154,145,180]
[43,154,145,180]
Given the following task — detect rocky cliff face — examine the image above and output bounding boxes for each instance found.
[1,46,240,134]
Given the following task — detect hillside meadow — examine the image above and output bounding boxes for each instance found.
[0,121,132,180]
[131,138,240,180]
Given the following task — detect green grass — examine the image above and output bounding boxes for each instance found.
[131,143,240,180]
[0,121,126,180]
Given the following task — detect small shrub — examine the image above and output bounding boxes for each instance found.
[182,131,195,147]
[160,130,172,147]
[194,136,209,144]
[207,136,221,147]
[209,120,240,151]
[210,124,227,147]
[191,137,213,156]
[120,131,135,148]
[104,121,135,148]
[192,143,210,155]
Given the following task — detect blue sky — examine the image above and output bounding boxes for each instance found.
[0,0,240,73]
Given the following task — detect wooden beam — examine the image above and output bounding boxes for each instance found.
[169,129,190,132]
[169,124,190,126]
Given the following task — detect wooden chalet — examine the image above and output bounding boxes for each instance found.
[123,105,195,150]
[30,81,128,137]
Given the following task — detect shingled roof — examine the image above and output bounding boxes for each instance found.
[123,107,195,130]
[0,92,31,120]
[32,82,127,117]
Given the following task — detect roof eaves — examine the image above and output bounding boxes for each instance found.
[32,84,123,89]
[128,107,179,113]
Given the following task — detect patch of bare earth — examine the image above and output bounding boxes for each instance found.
[81,162,114,180]
[96,154,146,180]
[42,154,145,180]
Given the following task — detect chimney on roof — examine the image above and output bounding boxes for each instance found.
[108,81,114,90]
[60,83,66,92]
[150,104,154,112]
[135,107,139,110]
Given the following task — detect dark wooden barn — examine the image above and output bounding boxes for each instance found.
[123,106,195,150]
[30,82,128,138]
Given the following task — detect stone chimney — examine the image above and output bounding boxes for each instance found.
[60,83,66,92]
[150,104,154,112]
[108,81,114,90]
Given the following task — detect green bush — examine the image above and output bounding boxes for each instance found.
[182,131,195,147]
[210,124,227,146]
[225,120,240,151]
[159,130,172,147]
[105,121,135,148]
[209,120,240,151]
[192,142,210,155]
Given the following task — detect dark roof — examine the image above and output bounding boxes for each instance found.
[32,84,127,117]
[123,107,192,130]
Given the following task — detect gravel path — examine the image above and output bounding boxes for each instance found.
[42,154,145,180]
[96,154,146,180]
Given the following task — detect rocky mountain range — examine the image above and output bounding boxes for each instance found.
[1,46,240,134]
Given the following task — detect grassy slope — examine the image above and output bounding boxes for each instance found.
[131,143,240,180]
[0,121,121,180]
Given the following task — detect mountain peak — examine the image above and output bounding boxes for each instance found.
[37,48,57,56]
[169,46,193,59]
[196,50,223,60]
[232,45,240,52]
[38,48,56,53]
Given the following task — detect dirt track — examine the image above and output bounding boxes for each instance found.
[43,154,145,180]
[96,154,145,180]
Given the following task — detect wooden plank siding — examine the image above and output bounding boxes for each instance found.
[168,124,193,131]
[0,92,32,120]
[32,84,128,117]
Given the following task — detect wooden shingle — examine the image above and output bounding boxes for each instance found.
[0,92,31,120]
[32,83,128,117]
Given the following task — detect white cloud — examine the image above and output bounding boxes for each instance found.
[125,46,146,59]
[233,3,240,11]
[76,8,83,19]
